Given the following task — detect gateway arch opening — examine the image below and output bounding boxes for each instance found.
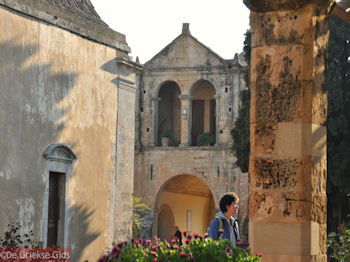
[156,175,215,241]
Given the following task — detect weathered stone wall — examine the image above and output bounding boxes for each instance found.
[245,0,332,260]
[0,1,136,261]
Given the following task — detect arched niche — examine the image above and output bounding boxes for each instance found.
[190,80,216,146]
[157,204,175,241]
[157,81,181,146]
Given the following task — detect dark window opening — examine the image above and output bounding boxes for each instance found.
[47,172,65,248]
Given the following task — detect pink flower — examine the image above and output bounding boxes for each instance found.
[204,233,209,238]
[180,252,186,258]
[185,239,190,245]
[153,258,157,262]
[152,245,157,251]
[166,242,170,248]
[183,231,187,237]
[225,247,231,252]
[193,232,199,239]
[173,244,179,250]
[219,229,224,234]
[236,239,242,245]
[256,252,262,257]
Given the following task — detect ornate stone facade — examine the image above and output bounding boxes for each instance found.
[134,24,249,240]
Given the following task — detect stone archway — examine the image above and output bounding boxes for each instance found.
[154,174,215,237]
[157,204,175,241]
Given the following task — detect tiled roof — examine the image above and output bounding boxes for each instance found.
[44,0,107,26]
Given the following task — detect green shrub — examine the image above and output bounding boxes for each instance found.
[99,232,262,262]
[198,133,215,146]
[169,137,180,147]
[132,197,151,239]
[327,221,350,262]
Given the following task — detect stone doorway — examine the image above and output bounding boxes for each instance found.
[155,175,215,238]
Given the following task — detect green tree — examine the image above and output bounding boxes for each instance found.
[231,30,251,173]
[327,14,350,233]
[132,196,151,238]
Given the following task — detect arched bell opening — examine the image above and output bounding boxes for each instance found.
[157,81,181,146]
[190,80,216,146]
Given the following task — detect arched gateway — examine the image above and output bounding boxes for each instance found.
[154,175,215,239]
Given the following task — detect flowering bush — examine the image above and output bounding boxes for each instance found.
[99,232,261,262]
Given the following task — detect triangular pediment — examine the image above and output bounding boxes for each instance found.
[144,33,228,69]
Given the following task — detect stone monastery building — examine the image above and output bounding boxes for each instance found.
[134,23,248,240]
[0,0,247,261]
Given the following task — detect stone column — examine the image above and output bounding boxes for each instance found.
[179,94,191,146]
[243,0,333,261]
[151,97,161,146]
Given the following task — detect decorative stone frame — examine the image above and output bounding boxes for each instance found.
[42,144,76,248]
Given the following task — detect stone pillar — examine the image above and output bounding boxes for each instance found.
[179,94,191,146]
[243,0,333,261]
[151,97,161,146]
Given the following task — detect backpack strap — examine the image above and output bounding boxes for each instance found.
[214,215,224,239]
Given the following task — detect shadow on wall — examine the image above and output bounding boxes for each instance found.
[0,38,100,260]
[69,205,100,262]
